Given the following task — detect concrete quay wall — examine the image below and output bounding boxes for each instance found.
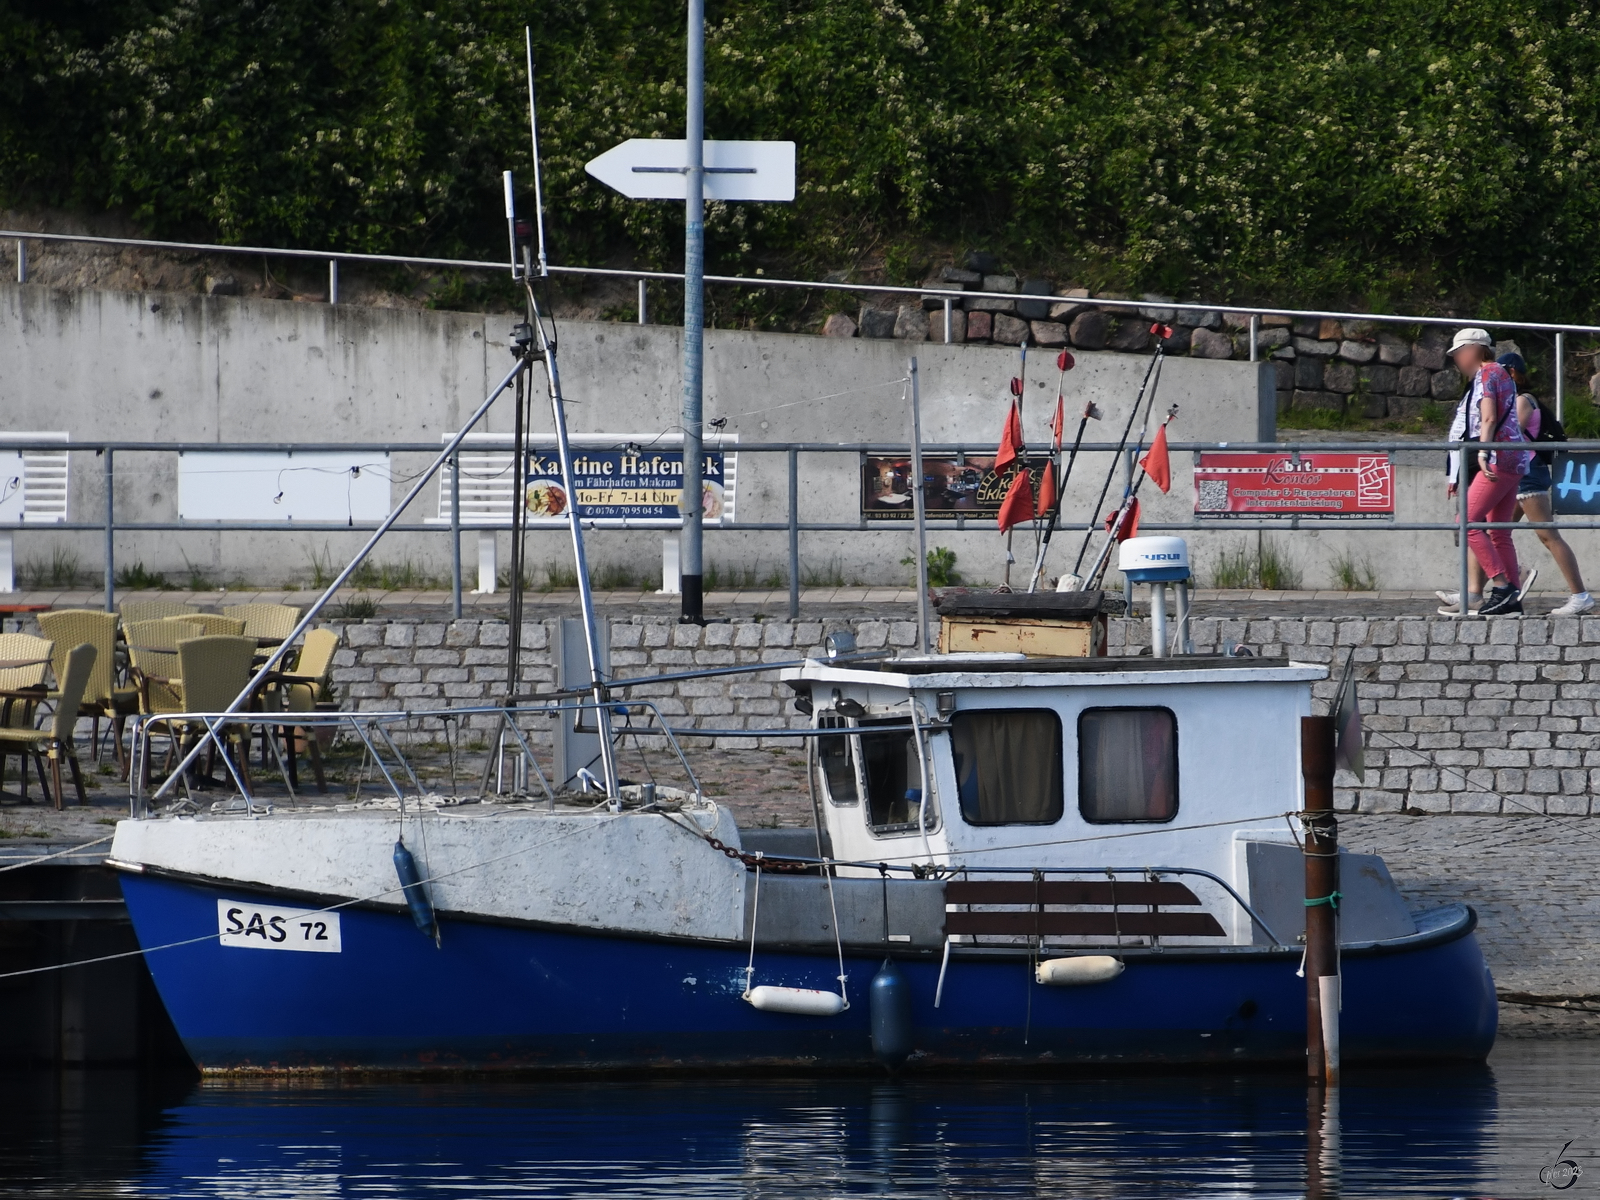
[313,611,1600,817]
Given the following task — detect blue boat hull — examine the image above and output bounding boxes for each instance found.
[120,873,1498,1072]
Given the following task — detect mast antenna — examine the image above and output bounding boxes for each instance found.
[525,26,550,277]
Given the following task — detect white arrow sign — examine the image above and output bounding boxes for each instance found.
[585,139,795,202]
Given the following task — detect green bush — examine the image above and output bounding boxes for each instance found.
[8,1,1600,313]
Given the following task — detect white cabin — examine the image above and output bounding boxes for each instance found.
[781,653,1394,946]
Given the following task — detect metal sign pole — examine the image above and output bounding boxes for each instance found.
[680,0,706,624]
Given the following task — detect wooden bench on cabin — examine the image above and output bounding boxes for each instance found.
[944,878,1226,941]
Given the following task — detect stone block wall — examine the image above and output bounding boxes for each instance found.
[841,278,1489,425]
[1111,613,1600,816]
[324,615,922,745]
[320,612,1596,817]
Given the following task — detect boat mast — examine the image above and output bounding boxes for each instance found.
[511,53,621,805]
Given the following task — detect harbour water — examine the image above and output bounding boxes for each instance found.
[2,1041,1596,1198]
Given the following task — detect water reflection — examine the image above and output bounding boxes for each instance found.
[4,1044,1598,1198]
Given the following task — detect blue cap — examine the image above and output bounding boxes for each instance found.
[1497,351,1527,375]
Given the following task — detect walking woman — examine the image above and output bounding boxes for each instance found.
[1443,329,1530,617]
[1501,352,1593,615]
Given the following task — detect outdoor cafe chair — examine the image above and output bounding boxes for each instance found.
[223,603,303,645]
[125,620,203,717]
[274,627,339,792]
[133,634,259,794]
[0,632,54,800]
[119,599,199,625]
[0,642,95,808]
[38,610,139,767]
[164,612,246,637]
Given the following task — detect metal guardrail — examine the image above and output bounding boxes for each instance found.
[2,437,1597,620]
[5,228,1598,416]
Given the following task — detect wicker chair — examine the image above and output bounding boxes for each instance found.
[134,634,258,792]
[164,612,246,637]
[0,642,95,808]
[125,620,203,713]
[223,603,302,644]
[38,610,139,766]
[0,632,54,800]
[119,599,199,624]
[275,627,339,792]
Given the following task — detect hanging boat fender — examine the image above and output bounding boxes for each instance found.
[392,839,438,943]
[870,958,914,1067]
[746,986,847,1017]
[1035,956,1124,986]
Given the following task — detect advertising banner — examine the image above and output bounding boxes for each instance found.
[524,448,733,526]
[1552,451,1600,517]
[1194,452,1393,518]
[862,454,1048,522]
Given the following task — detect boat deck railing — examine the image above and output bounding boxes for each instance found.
[127,699,705,818]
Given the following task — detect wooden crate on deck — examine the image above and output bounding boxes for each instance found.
[934,590,1121,658]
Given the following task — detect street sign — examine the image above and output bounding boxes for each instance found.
[585,139,795,202]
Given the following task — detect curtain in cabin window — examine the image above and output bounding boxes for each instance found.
[1077,707,1178,823]
[951,709,1063,825]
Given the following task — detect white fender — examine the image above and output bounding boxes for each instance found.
[1035,956,1125,986]
[745,986,846,1016]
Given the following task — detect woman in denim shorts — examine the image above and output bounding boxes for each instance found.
[1505,353,1591,616]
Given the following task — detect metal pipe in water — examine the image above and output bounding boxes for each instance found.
[1301,715,1340,1087]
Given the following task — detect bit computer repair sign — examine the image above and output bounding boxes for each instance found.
[1193,452,1393,519]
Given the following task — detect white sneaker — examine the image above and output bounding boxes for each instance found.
[1437,600,1480,617]
[1435,589,1457,605]
[1517,568,1539,603]
[1551,593,1595,616]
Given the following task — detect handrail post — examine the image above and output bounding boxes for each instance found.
[1249,314,1260,363]
[638,278,648,325]
[787,447,800,620]
[328,259,339,305]
[1555,331,1565,422]
[450,450,463,619]
[14,239,24,284]
[943,297,952,344]
[103,449,115,613]
[1458,442,1470,619]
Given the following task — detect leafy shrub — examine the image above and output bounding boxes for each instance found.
[7,1,1600,314]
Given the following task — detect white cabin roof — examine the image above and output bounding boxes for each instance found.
[782,654,1327,692]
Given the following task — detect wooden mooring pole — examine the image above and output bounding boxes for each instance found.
[1301,715,1340,1086]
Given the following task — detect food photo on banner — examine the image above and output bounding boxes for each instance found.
[862,455,1049,522]
[524,447,733,525]
[1192,452,1394,519]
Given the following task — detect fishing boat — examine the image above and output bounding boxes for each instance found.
[106,591,1497,1073]
[104,146,1495,1074]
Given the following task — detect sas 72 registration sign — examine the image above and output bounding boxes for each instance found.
[217,900,342,953]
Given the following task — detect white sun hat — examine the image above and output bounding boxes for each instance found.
[1448,327,1493,353]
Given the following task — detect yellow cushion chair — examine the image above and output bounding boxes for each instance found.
[0,642,95,808]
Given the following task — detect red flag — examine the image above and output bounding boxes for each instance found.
[1139,423,1171,493]
[995,401,1024,471]
[1050,396,1064,450]
[1105,496,1141,541]
[997,468,1035,533]
[1037,460,1057,516]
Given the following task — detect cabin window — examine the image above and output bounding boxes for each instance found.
[950,709,1064,826]
[816,715,858,805]
[1077,707,1178,823]
[858,721,926,834]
